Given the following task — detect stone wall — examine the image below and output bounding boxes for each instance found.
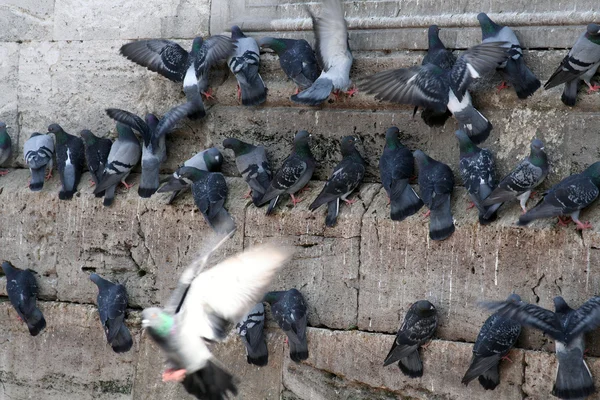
[1,0,600,399]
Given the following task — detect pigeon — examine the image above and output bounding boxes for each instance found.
[455,129,498,225]
[141,239,293,400]
[258,130,316,215]
[518,161,600,230]
[462,293,522,390]
[359,41,510,144]
[47,123,86,200]
[159,147,223,205]
[223,138,272,207]
[80,129,113,197]
[482,138,548,219]
[236,302,268,366]
[379,127,423,221]
[383,300,438,378]
[477,13,541,99]
[258,37,319,92]
[228,26,267,106]
[291,0,355,106]
[414,150,455,241]
[106,103,196,198]
[90,273,133,354]
[1,261,46,336]
[483,295,600,399]
[544,23,600,106]
[94,123,141,206]
[263,289,309,362]
[309,136,365,227]
[23,132,55,191]
[0,122,12,175]
[120,35,235,118]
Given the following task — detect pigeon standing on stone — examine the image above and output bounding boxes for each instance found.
[544,23,600,106]
[263,289,309,362]
[1,262,46,336]
[414,150,455,241]
[379,127,423,221]
[309,136,365,227]
[228,26,267,106]
[0,122,12,175]
[477,13,541,99]
[236,302,268,366]
[383,300,438,378]
[80,129,112,197]
[90,273,133,354]
[48,123,86,200]
[462,293,522,390]
[23,132,54,191]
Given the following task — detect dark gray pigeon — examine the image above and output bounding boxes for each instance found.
[0,122,12,175]
[90,273,133,353]
[477,13,540,99]
[236,302,268,366]
[23,132,54,191]
[48,123,86,200]
[223,138,272,207]
[309,136,365,227]
[80,129,113,197]
[228,26,267,106]
[379,127,423,221]
[263,289,308,362]
[519,161,600,230]
[545,23,600,106]
[258,130,316,215]
[383,300,438,378]
[1,261,46,336]
[414,150,455,241]
[482,138,548,219]
[462,293,521,390]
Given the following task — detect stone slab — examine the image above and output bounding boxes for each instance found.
[0,0,54,41]
[0,42,19,168]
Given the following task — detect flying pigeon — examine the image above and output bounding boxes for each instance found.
[223,138,272,207]
[383,300,438,378]
[309,136,365,227]
[228,26,267,106]
[477,13,541,99]
[23,132,54,191]
[544,23,600,106]
[455,129,498,224]
[1,261,46,336]
[263,289,309,362]
[120,35,235,118]
[482,138,548,219]
[94,123,141,206]
[0,122,12,175]
[291,0,355,106]
[47,123,86,200]
[80,129,112,197]
[414,150,455,241]
[141,239,293,400]
[379,127,423,221]
[518,161,600,230]
[462,293,522,390]
[236,302,268,366]
[258,130,316,215]
[90,273,133,353]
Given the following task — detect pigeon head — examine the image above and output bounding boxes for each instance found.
[587,23,600,36]
[79,129,97,144]
[258,37,285,53]
[413,300,437,317]
[413,149,431,166]
[191,37,204,53]
[0,121,6,131]
[506,293,522,303]
[116,123,137,141]
[553,296,573,314]
[175,166,208,183]
[231,25,246,40]
[223,138,252,155]
[47,123,65,135]
[145,114,159,130]
[528,138,546,166]
[340,136,359,156]
[1,261,16,276]
[477,13,502,39]
[204,147,223,172]
[142,307,174,338]
[454,129,477,154]
[427,25,445,49]
[89,273,109,288]
[583,161,600,186]
[384,127,404,149]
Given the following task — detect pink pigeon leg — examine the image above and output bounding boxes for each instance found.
[202,87,215,100]
[121,179,133,190]
[162,368,187,382]
[497,81,510,92]
[0,169,9,176]
[45,170,53,180]
[345,85,358,97]
[243,189,252,199]
[585,81,600,93]
[423,210,431,218]
[290,193,304,206]
[343,197,357,205]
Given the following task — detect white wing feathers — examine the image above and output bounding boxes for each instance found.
[315,0,352,72]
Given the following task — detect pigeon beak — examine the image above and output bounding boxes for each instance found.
[141,319,149,327]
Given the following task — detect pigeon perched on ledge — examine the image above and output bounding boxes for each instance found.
[236,302,269,366]
[264,289,309,362]
[229,26,267,107]
[23,132,54,191]
[0,122,12,175]
[48,123,85,200]
[80,129,112,197]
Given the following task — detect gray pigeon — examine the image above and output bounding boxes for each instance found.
[236,302,268,366]
[518,161,600,229]
[141,240,293,400]
[383,300,438,378]
[263,289,309,362]
[228,26,267,106]
[0,121,12,175]
[223,138,272,207]
[482,138,548,219]
[23,132,54,191]
[462,293,521,390]
[80,129,113,197]
[545,23,600,106]
[1,261,46,336]
[414,150,455,241]
[309,136,365,227]
[94,123,141,207]
[48,123,86,200]
[291,0,355,106]
[90,273,133,353]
